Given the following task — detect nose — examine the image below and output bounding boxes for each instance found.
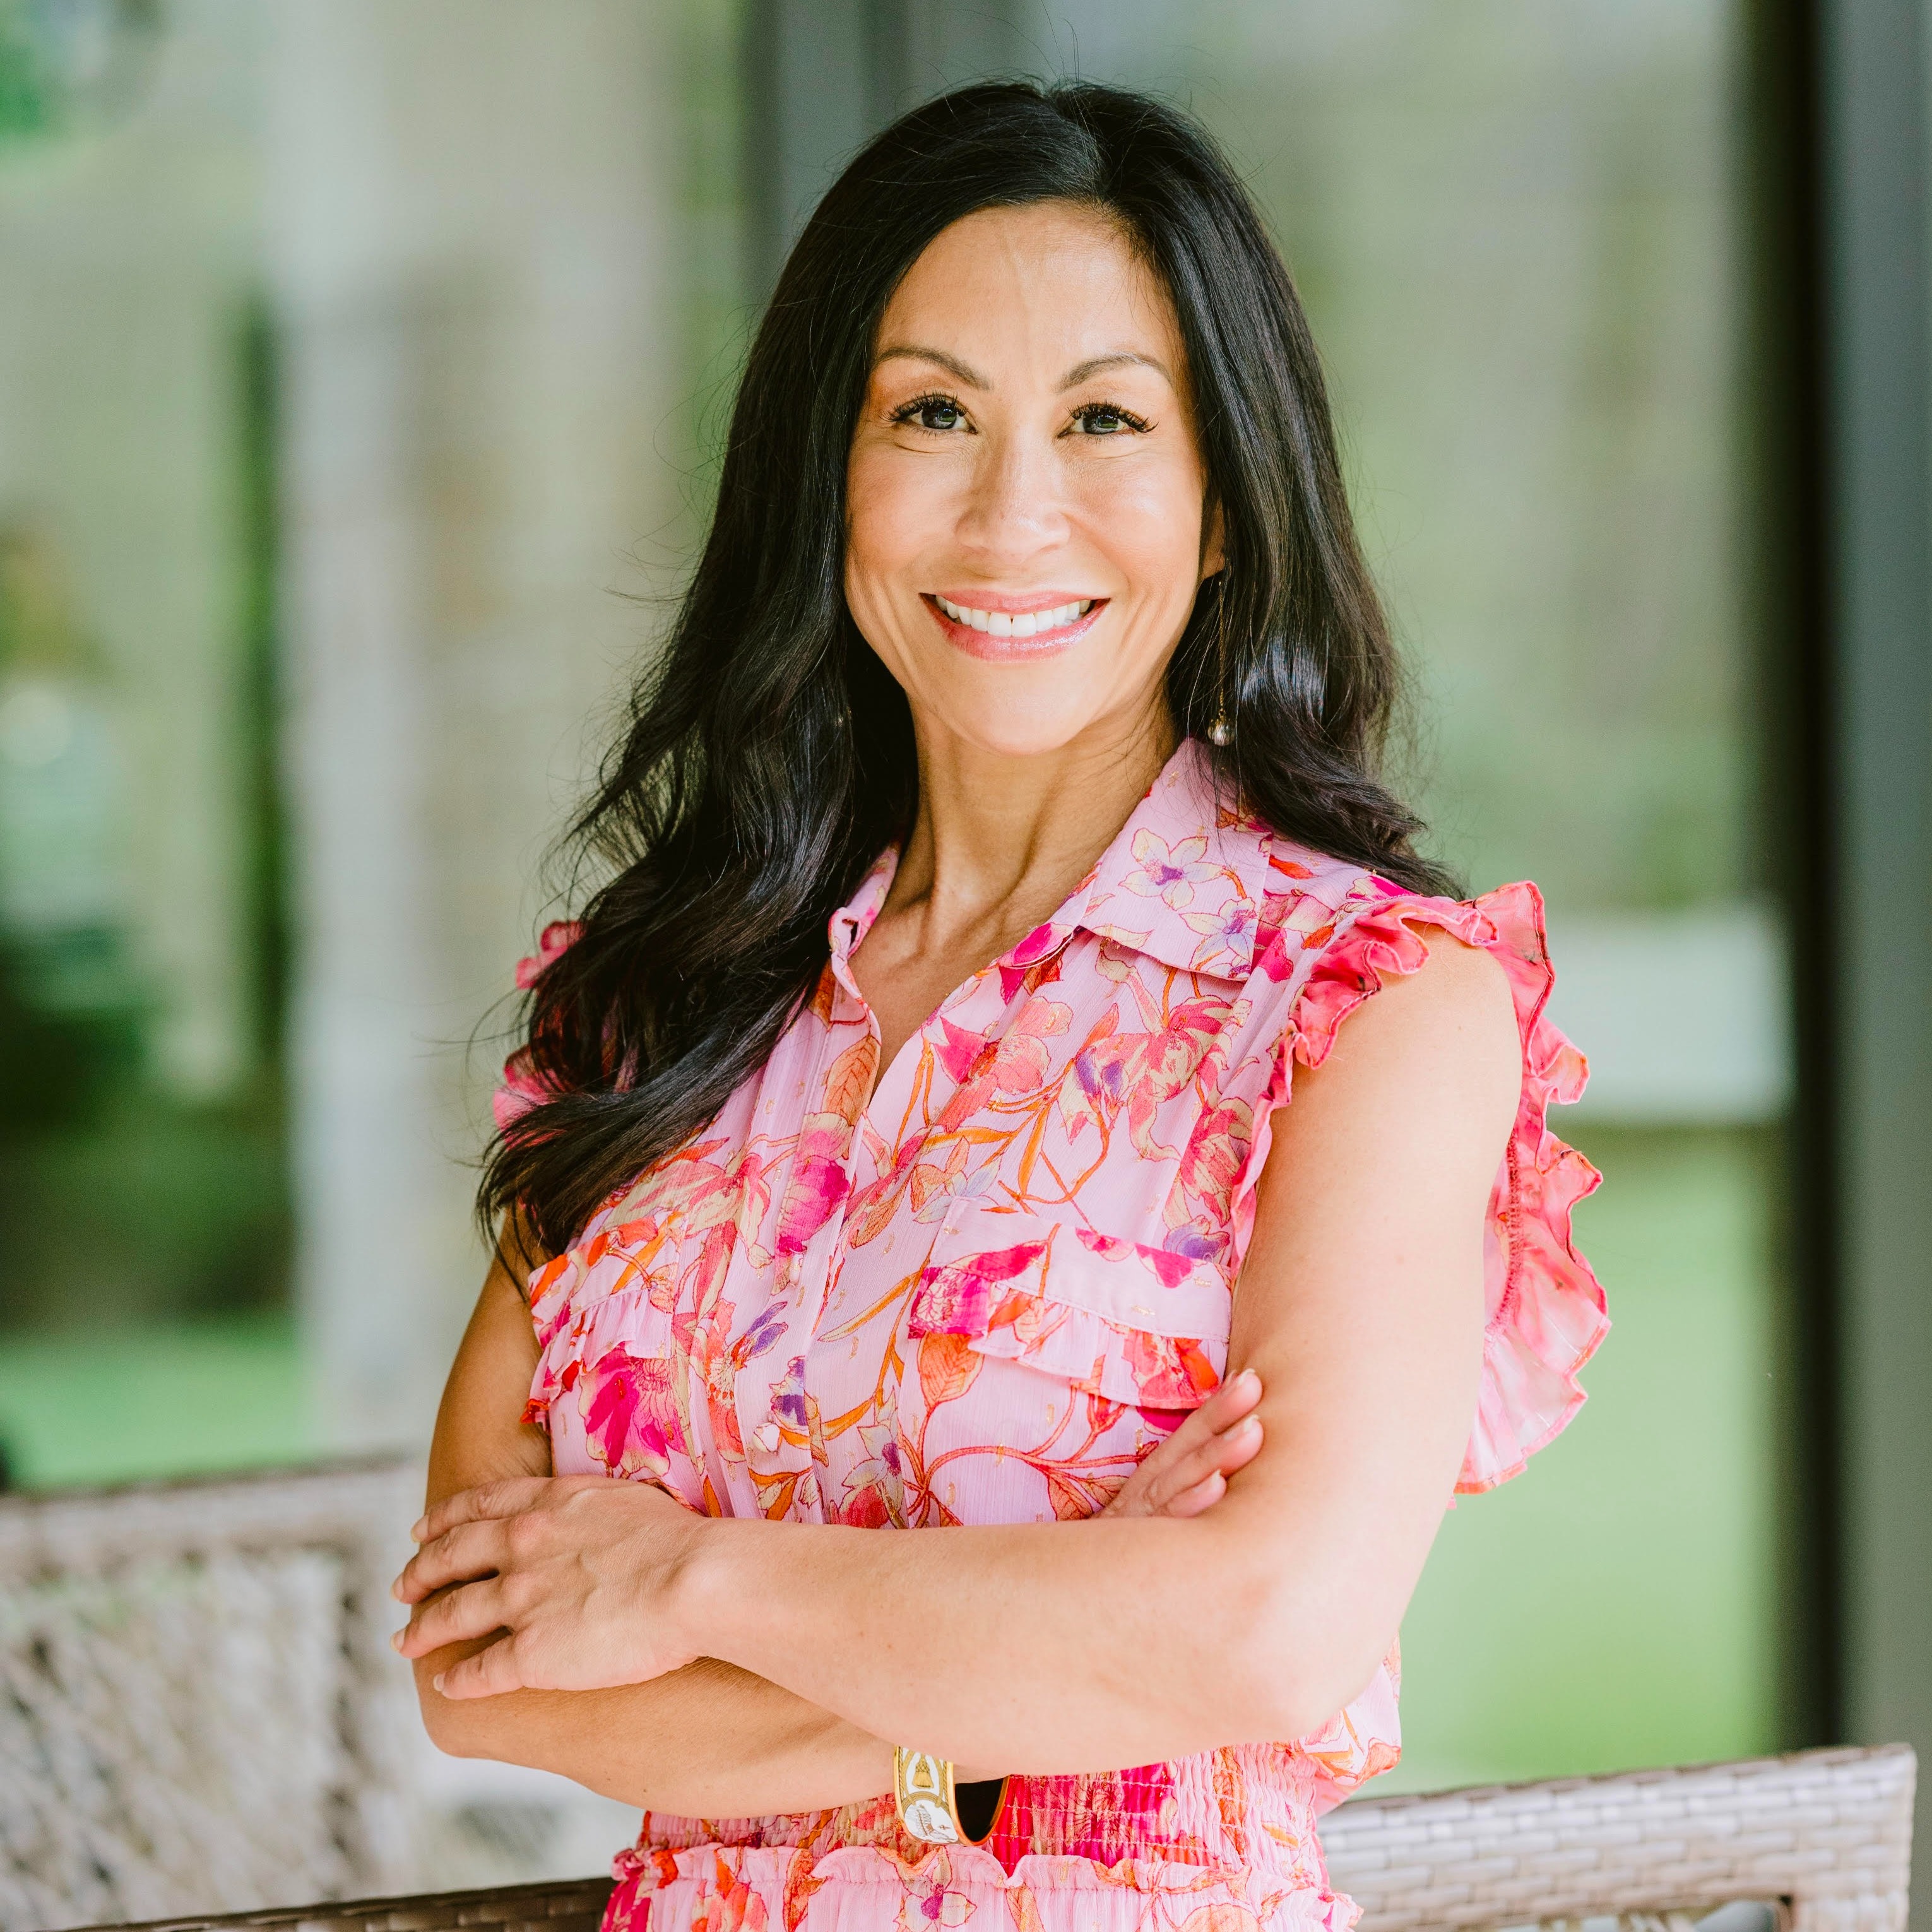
[953,426,1069,567]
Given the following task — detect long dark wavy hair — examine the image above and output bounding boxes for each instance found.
[482,78,1455,1255]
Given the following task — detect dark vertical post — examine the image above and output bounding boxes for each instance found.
[741,1,1038,299]
[741,0,925,300]
[1820,0,1932,1893]
[1747,0,1841,1758]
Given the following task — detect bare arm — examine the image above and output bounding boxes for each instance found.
[410,1243,896,1813]
[401,932,1519,1775]
[413,1228,1262,1810]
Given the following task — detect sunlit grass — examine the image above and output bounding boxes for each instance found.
[0,1310,313,1489]
[1387,1125,1780,1789]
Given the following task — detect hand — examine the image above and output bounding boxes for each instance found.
[1101,1368,1264,1518]
[391,1474,704,1698]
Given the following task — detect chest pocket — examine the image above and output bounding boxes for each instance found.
[904,1197,1229,1411]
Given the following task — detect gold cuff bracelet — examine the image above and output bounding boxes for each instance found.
[892,1746,1007,1847]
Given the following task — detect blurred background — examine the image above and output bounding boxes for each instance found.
[0,0,1927,1908]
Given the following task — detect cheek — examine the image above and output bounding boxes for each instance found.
[846,447,951,590]
[1069,457,1207,610]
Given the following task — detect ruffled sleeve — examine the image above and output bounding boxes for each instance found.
[492,920,582,1132]
[1286,879,1607,1494]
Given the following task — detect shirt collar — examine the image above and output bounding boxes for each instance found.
[827,846,900,998]
[824,740,1281,991]
[1060,738,1277,980]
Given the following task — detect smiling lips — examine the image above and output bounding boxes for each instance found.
[924,591,1106,660]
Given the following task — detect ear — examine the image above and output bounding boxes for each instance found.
[1200,499,1227,581]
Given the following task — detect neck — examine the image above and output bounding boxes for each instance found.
[888,706,1177,945]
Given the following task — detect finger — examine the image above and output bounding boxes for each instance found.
[1142,1413,1262,1512]
[412,1476,554,1546]
[1143,1401,1221,1464]
[1199,1368,1262,1430]
[1141,1371,1262,1480]
[1208,1411,1264,1474]
[434,1633,533,1700]
[394,1518,511,1604]
[1152,1370,1262,1466]
[1158,1471,1226,1519]
[394,1577,512,1658]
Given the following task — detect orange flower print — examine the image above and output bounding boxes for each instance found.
[907,1242,1045,1335]
[690,1856,768,1932]
[511,742,1606,1932]
[774,1111,856,1257]
[835,1419,908,1527]
[1175,1096,1255,1228]
[1176,1906,1262,1932]
[898,1876,976,1932]
[579,1344,682,1477]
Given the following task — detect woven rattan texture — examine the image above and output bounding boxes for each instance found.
[0,1460,423,1932]
[68,1877,618,1932]
[51,1745,1913,1932]
[1321,1745,1916,1932]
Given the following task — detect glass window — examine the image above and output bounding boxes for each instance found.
[976,0,1784,1788]
[0,1,293,1485]
[0,0,748,1490]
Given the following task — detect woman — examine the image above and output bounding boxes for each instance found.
[393,80,1606,1932]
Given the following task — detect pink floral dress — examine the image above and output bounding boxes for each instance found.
[499,741,1607,1932]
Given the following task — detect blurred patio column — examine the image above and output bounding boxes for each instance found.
[742,0,1026,292]
[263,0,681,1449]
[1814,0,1932,1894]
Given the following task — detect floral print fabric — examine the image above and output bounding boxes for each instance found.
[502,740,1607,1932]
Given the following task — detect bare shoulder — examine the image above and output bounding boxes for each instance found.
[1389,922,1517,1039]
[1319,918,1514,1061]
[1276,921,1520,1170]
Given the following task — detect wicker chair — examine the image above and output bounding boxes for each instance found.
[1321,1744,1916,1932]
[0,1458,425,1932]
[51,1745,1916,1932]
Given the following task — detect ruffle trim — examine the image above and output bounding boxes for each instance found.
[492,920,583,1132]
[1284,880,1606,1494]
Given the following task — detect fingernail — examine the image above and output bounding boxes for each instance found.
[391,1578,405,1600]
[410,1517,429,1541]
[391,1630,404,1651]
[1234,1369,1260,1393]
[432,1672,447,1695]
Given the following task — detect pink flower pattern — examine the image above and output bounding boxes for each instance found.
[511,743,1607,1932]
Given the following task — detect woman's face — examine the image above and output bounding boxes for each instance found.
[845,201,1221,761]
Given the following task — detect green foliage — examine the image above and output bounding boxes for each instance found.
[0,0,162,150]
[0,1,56,144]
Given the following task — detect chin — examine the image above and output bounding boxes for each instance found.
[939,693,1104,761]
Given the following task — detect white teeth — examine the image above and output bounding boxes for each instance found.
[935,596,1094,634]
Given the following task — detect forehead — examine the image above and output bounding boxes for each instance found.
[877,201,1184,374]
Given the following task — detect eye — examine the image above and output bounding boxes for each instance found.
[891,393,969,434]
[1068,400,1152,437]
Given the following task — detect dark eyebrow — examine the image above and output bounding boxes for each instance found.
[874,345,989,388]
[1062,352,1170,387]
[874,347,1171,391]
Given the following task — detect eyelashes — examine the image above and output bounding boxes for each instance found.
[1069,401,1153,436]
[885,393,1156,436]
[889,391,967,432]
